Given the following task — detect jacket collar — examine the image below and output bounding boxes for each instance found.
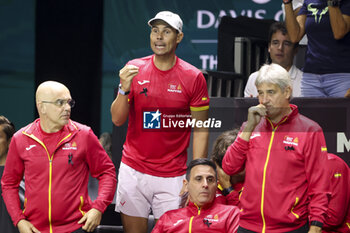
[187,199,216,215]
[23,118,79,136]
[265,104,298,128]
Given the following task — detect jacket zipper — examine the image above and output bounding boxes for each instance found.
[189,204,201,233]
[260,118,288,233]
[23,131,72,233]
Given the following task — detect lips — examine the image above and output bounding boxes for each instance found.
[155,43,165,49]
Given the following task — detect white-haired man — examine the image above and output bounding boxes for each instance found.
[223,64,330,233]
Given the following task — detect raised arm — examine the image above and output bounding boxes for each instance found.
[284,1,306,43]
[328,5,350,40]
[110,65,139,126]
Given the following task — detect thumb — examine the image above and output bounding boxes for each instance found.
[78,214,87,224]
[32,226,40,233]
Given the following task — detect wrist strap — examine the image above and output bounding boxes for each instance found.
[310,221,323,228]
[222,186,234,196]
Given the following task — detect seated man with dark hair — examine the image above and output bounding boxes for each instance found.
[211,129,244,207]
[152,158,240,233]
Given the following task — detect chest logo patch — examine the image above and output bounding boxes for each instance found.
[203,214,219,227]
[62,142,77,150]
[283,136,299,146]
[167,84,182,93]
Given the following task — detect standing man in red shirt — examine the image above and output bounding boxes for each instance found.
[110,11,210,233]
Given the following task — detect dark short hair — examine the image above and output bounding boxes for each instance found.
[0,116,15,141]
[268,21,298,48]
[186,158,217,180]
[211,129,239,168]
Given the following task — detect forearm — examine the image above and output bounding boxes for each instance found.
[284,2,303,43]
[110,94,130,126]
[192,128,209,159]
[328,6,350,39]
[239,123,255,142]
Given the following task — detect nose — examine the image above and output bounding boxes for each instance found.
[64,102,71,111]
[260,94,269,105]
[156,32,163,40]
[202,179,209,188]
[278,42,283,50]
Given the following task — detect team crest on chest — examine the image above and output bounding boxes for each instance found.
[167,84,182,93]
[62,142,78,150]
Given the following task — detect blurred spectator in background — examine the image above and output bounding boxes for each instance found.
[284,0,350,97]
[0,116,18,233]
[211,129,244,207]
[99,132,112,159]
[244,22,302,98]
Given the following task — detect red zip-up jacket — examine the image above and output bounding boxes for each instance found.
[152,200,240,233]
[322,153,350,233]
[223,105,330,233]
[1,119,117,233]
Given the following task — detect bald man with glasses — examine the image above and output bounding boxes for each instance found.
[1,81,117,233]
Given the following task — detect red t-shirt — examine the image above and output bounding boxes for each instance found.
[122,55,209,177]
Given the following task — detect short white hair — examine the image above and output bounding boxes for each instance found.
[255,63,292,92]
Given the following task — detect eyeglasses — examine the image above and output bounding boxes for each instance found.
[41,99,75,108]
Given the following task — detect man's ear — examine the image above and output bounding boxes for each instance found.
[176,32,184,44]
[284,86,292,100]
[183,179,189,192]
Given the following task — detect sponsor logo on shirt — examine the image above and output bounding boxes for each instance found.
[62,142,78,150]
[283,136,299,146]
[203,214,219,227]
[250,133,261,139]
[138,80,150,85]
[308,3,328,23]
[26,145,36,151]
[174,219,184,226]
[167,84,182,93]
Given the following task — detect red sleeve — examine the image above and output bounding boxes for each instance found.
[305,130,331,224]
[225,190,240,207]
[189,73,209,111]
[323,154,350,228]
[1,136,26,226]
[222,136,248,176]
[151,212,167,233]
[226,206,240,232]
[85,129,117,213]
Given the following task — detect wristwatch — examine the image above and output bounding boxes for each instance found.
[327,0,340,6]
[222,186,234,196]
[118,84,130,95]
[310,221,323,228]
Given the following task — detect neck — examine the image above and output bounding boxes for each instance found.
[153,54,176,71]
[269,106,292,124]
[285,64,292,72]
[40,120,63,133]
